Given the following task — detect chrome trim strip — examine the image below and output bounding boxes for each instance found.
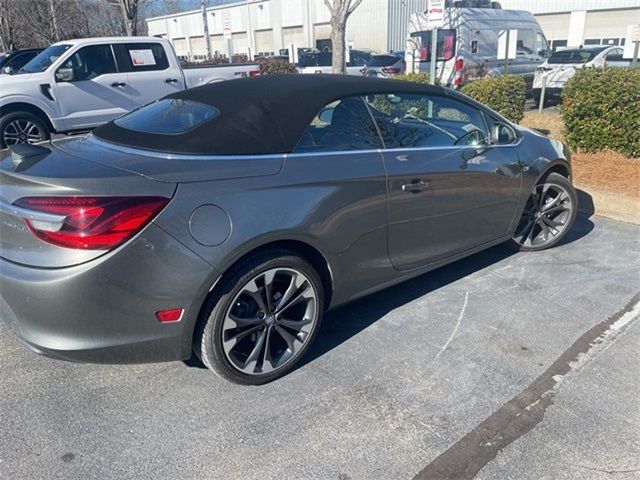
[86,136,287,161]
[0,198,67,224]
[86,132,521,160]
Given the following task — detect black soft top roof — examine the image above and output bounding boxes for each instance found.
[93,74,445,156]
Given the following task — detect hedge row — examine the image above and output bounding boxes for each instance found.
[460,75,526,123]
[258,57,298,75]
[561,68,640,158]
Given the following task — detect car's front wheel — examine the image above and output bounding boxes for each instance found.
[195,249,324,384]
[0,111,51,148]
[507,172,578,251]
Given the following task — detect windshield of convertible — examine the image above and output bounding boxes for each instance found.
[295,93,489,152]
[19,44,71,73]
[114,99,220,135]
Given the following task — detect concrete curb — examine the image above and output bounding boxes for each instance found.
[577,186,640,225]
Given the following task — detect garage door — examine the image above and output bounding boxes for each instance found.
[232,32,249,55]
[282,26,305,48]
[313,23,331,43]
[190,36,206,57]
[172,38,188,58]
[255,29,274,56]
[210,35,225,56]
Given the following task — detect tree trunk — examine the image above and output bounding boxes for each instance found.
[330,21,346,74]
[324,0,363,75]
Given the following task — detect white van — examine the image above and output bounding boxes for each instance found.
[406,5,550,90]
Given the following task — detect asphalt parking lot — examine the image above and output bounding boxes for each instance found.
[1,207,639,480]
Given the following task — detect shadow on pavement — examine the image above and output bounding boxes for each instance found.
[183,209,595,372]
[301,211,595,371]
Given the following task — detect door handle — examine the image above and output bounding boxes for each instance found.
[165,78,178,84]
[111,81,126,87]
[401,180,429,193]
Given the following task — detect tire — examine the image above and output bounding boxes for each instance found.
[0,111,51,149]
[195,248,325,385]
[506,172,578,252]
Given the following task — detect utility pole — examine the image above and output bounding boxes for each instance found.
[49,0,59,42]
[201,0,212,59]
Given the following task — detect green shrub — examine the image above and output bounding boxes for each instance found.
[258,58,298,75]
[398,72,432,84]
[561,68,640,158]
[461,75,526,123]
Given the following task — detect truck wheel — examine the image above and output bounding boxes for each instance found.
[0,111,51,149]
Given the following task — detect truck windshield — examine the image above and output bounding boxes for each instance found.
[547,48,606,64]
[19,44,71,73]
[409,30,456,62]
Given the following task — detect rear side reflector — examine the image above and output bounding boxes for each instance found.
[156,308,184,323]
[14,196,170,250]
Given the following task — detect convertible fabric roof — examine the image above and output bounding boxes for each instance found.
[93,74,445,156]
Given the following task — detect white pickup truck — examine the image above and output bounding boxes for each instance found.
[0,36,259,148]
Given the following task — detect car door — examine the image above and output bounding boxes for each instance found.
[53,44,133,131]
[113,42,184,108]
[364,92,522,271]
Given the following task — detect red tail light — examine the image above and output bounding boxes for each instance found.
[454,58,464,86]
[249,70,260,77]
[382,67,401,74]
[14,196,170,250]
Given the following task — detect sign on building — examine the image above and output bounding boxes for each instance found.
[223,18,232,40]
[426,0,444,29]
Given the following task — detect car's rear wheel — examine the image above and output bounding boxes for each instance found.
[195,249,324,384]
[507,172,577,252]
[0,111,51,148]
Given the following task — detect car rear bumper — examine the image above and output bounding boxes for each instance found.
[0,224,219,364]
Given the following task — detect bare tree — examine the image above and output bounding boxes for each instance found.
[108,0,143,36]
[323,0,364,74]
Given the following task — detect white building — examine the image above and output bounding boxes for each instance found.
[500,0,640,50]
[147,0,640,61]
[146,0,424,61]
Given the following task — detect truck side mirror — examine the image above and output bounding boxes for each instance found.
[55,67,75,82]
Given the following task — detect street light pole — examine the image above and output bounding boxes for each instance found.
[201,0,212,60]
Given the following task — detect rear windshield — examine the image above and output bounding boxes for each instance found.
[409,29,456,62]
[114,99,219,135]
[20,44,71,73]
[367,55,400,67]
[548,48,606,64]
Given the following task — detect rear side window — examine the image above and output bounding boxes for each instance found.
[548,48,606,64]
[114,99,219,135]
[294,96,382,153]
[409,29,456,62]
[116,43,170,72]
[364,93,488,149]
[367,55,400,67]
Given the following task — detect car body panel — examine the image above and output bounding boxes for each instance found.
[0,77,573,364]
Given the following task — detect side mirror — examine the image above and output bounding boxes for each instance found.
[318,107,333,124]
[491,122,517,145]
[1,65,12,74]
[55,67,75,82]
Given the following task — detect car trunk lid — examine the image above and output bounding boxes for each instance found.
[52,135,285,183]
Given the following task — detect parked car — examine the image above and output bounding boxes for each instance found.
[0,37,259,148]
[532,45,629,103]
[0,75,577,384]
[362,53,405,78]
[406,4,550,89]
[297,50,372,75]
[0,48,44,75]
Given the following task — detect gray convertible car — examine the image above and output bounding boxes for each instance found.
[0,75,576,384]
